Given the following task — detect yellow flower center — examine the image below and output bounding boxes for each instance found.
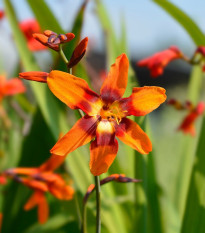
[99,101,126,124]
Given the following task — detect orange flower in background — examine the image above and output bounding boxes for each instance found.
[20,53,166,176]
[33,30,75,51]
[168,99,205,136]
[0,74,25,102]
[20,19,48,51]
[137,46,184,77]
[4,153,74,224]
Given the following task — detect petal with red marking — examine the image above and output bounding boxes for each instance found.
[90,120,118,176]
[100,54,129,103]
[51,115,98,156]
[119,86,166,117]
[47,70,101,115]
[115,118,152,154]
[19,72,48,83]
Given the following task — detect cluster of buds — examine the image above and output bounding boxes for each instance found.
[168,99,205,136]
[1,153,74,224]
[33,30,75,51]
[137,45,205,78]
[33,30,88,69]
[83,174,140,204]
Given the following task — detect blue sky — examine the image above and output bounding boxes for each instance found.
[1,0,205,59]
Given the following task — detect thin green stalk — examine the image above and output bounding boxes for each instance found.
[82,201,87,233]
[74,192,82,229]
[95,176,101,233]
[59,45,69,65]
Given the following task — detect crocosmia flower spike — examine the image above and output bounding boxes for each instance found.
[20,53,166,176]
[178,102,205,136]
[137,46,184,77]
[33,30,75,51]
[168,99,205,136]
[4,153,74,224]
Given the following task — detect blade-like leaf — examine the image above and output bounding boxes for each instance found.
[181,117,205,233]
[4,0,66,138]
[27,0,63,32]
[153,0,205,46]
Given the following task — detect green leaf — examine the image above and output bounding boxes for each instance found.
[24,215,75,233]
[181,117,205,233]
[187,65,203,104]
[26,0,63,32]
[153,0,205,46]
[134,117,163,233]
[4,0,66,138]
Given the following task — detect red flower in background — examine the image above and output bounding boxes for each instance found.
[4,153,74,224]
[0,10,4,20]
[20,19,47,51]
[0,74,25,102]
[178,102,205,136]
[137,46,184,77]
[168,99,205,136]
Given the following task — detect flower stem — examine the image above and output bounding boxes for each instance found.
[82,201,87,233]
[95,176,101,233]
[59,45,69,65]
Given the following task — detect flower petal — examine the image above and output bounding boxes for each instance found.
[19,72,48,83]
[67,37,88,68]
[3,79,25,96]
[90,120,118,176]
[178,112,198,136]
[39,154,66,172]
[24,191,49,224]
[48,177,74,200]
[47,70,101,115]
[119,86,166,117]
[24,191,39,210]
[38,192,49,224]
[137,46,183,78]
[50,115,98,156]
[115,118,152,154]
[22,178,48,192]
[100,53,129,103]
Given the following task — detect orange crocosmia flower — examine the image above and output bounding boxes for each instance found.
[19,19,47,51]
[178,102,205,136]
[8,153,74,223]
[20,53,166,176]
[33,30,75,51]
[138,46,183,78]
[0,74,25,102]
